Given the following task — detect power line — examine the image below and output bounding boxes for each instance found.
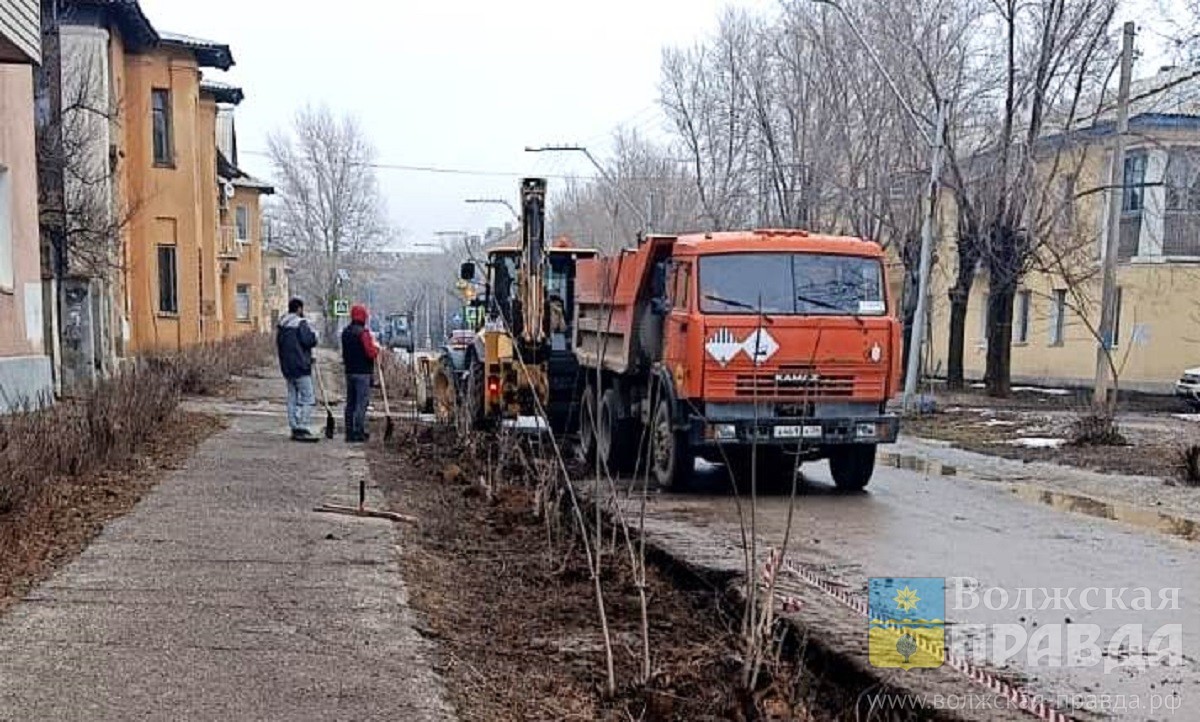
[240,149,594,180]
[240,149,687,183]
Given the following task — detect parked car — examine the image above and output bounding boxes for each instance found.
[1174,366,1200,409]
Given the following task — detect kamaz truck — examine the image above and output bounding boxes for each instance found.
[573,229,901,491]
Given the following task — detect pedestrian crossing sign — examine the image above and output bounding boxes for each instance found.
[333,299,350,318]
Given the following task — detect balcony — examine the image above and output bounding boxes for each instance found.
[218,226,240,259]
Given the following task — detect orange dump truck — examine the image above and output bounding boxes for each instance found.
[573,230,901,491]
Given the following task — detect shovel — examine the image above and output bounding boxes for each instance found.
[378,359,396,442]
[314,360,336,440]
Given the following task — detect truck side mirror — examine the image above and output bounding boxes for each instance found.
[459,261,476,281]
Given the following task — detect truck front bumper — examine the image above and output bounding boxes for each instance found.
[687,414,900,448]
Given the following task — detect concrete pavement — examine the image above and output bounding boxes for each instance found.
[0,371,453,722]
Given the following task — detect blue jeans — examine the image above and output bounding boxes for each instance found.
[345,374,372,439]
[286,376,315,432]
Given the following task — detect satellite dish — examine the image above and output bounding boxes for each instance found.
[222,180,236,200]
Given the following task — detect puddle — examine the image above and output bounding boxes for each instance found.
[1010,485,1200,543]
[878,452,957,477]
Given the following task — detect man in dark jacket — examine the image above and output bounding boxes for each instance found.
[277,297,320,442]
[341,304,380,443]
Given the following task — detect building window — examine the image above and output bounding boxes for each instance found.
[0,165,12,291]
[157,245,178,314]
[235,205,249,242]
[152,89,173,166]
[1016,289,1032,344]
[1049,289,1066,346]
[1122,152,1147,213]
[268,267,278,286]
[236,284,251,321]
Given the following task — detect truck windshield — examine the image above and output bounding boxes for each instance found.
[698,253,886,316]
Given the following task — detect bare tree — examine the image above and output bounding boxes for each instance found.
[267,105,387,340]
[970,0,1118,396]
[550,130,702,250]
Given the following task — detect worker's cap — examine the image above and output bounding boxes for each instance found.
[351,304,369,323]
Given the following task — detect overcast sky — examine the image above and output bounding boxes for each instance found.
[138,0,774,249]
[137,0,1186,250]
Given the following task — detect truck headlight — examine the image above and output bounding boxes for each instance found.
[856,423,877,438]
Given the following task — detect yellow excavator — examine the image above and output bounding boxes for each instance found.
[423,178,595,432]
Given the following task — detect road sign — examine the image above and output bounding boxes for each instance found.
[333,299,350,318]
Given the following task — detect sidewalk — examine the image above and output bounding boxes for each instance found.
[0,371,453,722]
[893,434,1200,524]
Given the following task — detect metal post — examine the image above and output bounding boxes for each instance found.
[902,101,948,412]
[1093,21,1136,409]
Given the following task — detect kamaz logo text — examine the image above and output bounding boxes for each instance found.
[775,373,820,384]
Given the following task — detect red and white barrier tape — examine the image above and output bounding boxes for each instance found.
[758,553,1076,722]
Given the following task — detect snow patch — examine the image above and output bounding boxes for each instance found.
[1173,414,1200,423]
[1011,386,1072,396]
[981,419,1017,427]
[1009,437,1067,449]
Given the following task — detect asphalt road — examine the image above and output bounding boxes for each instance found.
[611,453,1200,720]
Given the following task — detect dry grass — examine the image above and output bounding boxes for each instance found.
[0,335,273,518]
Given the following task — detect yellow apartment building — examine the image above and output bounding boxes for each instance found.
[40,3,270,374]
[926,84,1200,393]
[262,247,293,329]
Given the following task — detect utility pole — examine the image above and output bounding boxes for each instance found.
[901,102,948,412]
[812,0,944,413]
[424,292,432,350]
[1093,21,1136,410]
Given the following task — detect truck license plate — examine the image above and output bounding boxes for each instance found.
[774,425,802,439]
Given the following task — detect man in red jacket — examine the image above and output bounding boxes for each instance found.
[341,304,380,443]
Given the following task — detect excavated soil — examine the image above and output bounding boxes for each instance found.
[369,423,816,721]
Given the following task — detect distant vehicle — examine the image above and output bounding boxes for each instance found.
[1174,366,1200,409]
[383,313,414,353]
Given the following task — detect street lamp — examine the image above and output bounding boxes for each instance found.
[813,0,947,414]
[465,197,519,222]
[525,144,651,229]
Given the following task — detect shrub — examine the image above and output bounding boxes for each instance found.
[1175,445,1200,487]
[1066,412,1127,447]
[0,334,274,517]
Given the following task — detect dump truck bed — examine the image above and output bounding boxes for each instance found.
[574,235,676,374]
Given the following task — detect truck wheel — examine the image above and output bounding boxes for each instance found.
[828,444,876,491]
[651,398,693,491]
[578,385,598,464]
[597,388,627,475]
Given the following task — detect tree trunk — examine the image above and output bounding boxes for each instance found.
[946,291,969,390]
[946,239,979,390]
[985,281,1016,398]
